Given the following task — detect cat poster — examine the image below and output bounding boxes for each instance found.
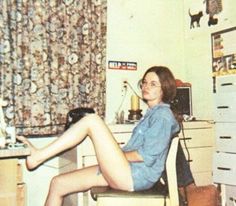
[189,10,203,29]
[186,0,223,30]
[185,0,205,31]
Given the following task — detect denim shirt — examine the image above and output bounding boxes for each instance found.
[122,103,180,191]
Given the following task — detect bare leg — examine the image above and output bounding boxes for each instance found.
[18,114,133,191]
[45,165,108,206]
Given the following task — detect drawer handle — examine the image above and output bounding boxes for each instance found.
[219,136,232,139]
[229,197,236,202]
[217,106,229,109]
[217,167,231,171]
[118,142,125,145]
[221,83,233,86]
[179,137,192,141]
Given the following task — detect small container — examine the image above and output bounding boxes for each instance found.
[119,110,125,124]
[6,126,16,144]
[0,139,6,148]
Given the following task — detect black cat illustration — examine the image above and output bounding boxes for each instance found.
[208,16,218,26]
[189,9,203,29]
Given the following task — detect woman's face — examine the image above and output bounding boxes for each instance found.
[141,72,163,108]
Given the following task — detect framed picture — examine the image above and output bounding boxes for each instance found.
[211,26,236,92]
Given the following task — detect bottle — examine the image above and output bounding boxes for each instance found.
[0,128,6,148]
[120,110,125,124]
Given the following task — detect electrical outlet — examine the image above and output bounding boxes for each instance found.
[121,80,128,95]
[123,80,128,89]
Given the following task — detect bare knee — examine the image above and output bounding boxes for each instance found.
[49,175,68,197]
[83,113,101,124]
[82,114,104,134]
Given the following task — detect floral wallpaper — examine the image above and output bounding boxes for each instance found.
[0,0,107,136]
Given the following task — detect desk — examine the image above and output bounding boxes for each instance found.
[0,147,30,158]
[0,147,30,206]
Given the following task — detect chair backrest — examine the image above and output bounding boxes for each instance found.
[166,136,180,206]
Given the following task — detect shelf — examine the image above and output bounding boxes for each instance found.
[0,147,30,158]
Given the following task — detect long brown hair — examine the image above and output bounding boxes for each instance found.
[142,66,176,103]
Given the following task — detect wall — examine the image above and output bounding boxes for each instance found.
[105,0,185,123]
[106,0,236,122]
[183,0,236,119]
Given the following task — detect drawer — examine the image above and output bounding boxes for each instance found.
[183,147,213,173]
[0,194,17,206]
[108,124,135,133]
[82,147,214,173]
[17,163,23,184]
[0,159,18,193]
[214,93,236,122]
[17,183,26,206]
[183,121,214,129]
[213,152,236,185]
[215,123,236,153]
[225,185,236,206]
[192,171,213,186]
[82,155,97,167]
[113,133,131,146]
[180,128,215,148]
[81,134,130,156]
[81,139,96,156]
[81,134,131,167]
[216,74,236,93]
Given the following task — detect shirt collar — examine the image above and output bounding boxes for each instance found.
[145,102,170,117]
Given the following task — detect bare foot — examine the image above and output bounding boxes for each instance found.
[17,136,42,170]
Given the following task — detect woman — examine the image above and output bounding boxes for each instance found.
[17,66,180,206]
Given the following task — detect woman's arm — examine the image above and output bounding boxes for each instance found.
[123,150,143,162]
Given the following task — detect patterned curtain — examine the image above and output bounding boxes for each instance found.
[0,0,107,136]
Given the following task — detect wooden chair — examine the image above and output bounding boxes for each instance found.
[91,136,180,206]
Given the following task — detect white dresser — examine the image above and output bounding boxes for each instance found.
[180,121,215,186]
[78,121,215,206]
[213,74,236,206]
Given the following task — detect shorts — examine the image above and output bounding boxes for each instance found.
[129,162,155,191]
[96,163,155,191]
